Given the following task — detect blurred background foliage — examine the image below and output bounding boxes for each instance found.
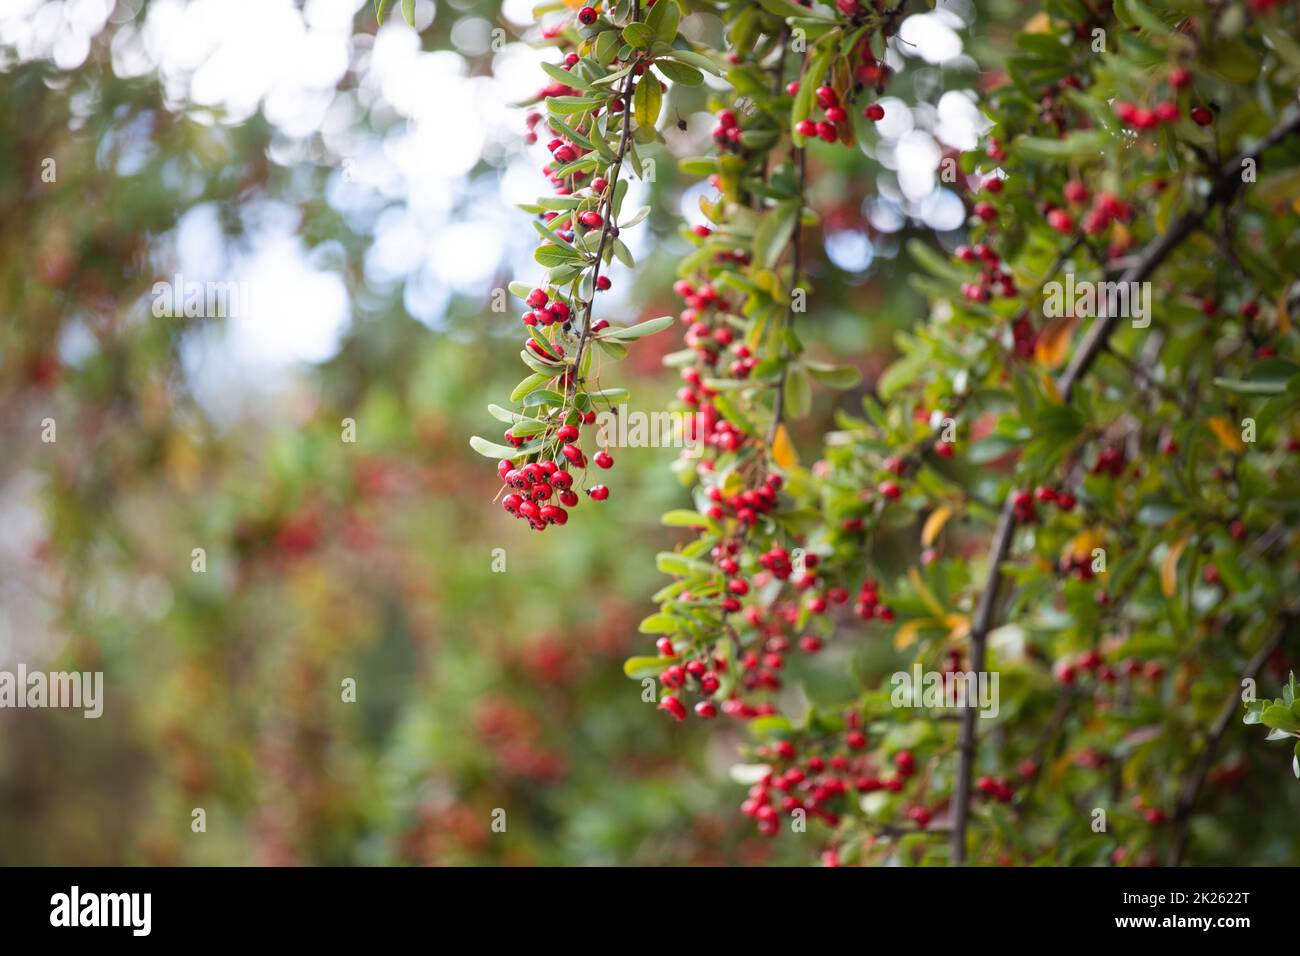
[0,0,928,865]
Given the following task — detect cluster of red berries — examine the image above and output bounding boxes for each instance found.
[1010,484,1076,524]
[955,241,1016,302]
[975,774,1015,803]
[792,84,884,145]
[1069,186,1136,239]
[852,576,894,622]
[519,286,575,329]
[1055,650,1165,686]
[710,108,745,152]
[1113,98,1181,131]
[738,723,920,836]
[1091,445,1127,478]
[497,405,614,530]
[703,473,783,528]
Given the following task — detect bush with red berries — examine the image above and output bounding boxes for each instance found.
[471,0,1300,865]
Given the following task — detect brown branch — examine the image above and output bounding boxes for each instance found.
[949,106,1300,866]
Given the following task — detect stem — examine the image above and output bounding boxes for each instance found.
[949,106,1300,866]
[567,2,642,401]
[766,147,806,447]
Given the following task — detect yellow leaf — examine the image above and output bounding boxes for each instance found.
[770,423,799,469]
[1161,531,1191,598]
[908,566,947,621]
[1208,416,1244,454]
[946,613,970,641]
[1024,12,1051,33]
[1041,372,1063,405]
[921,506,953,547]
[1065,528,1105,561]
[893,619,922,651]
[1034,315,1077,369]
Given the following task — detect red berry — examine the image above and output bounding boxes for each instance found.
[594,450,613,469]
[588,485,609,501]
[1064,179,1089,205]
[1047,208,1074,233]
[660,694,686,721]
[1190,105,1213,126]
[577,6,597,25]
[879,480,901,500]
[1169,67,1190,89]
[864,103,884,121]
[526,288,549,309]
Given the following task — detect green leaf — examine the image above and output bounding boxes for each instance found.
[401,0,415,26]
[877,348,930,401]
[596,338,628,360]
[661,509,716,530]
[753,199,799,269]
[633,74,662,128]
[623,655,675,678]
[546,95,603,115]
[1015,130,1110,160]
[521,388,566,407]
[654,59,702,86]
[757,0,834,20]
[806,361,862,389]
[594,29,621,65]
[908,238,969,284]
[599,315,673,340]
[784,366,812,418]
[623,22,655,48]
[1261,703,1300,733]
[510,372,552,402]
[638,613,683,634]
[646,0,680,44]
[656,551,714,577]
[535,244,581,268]
[541,61,597,93]
[660,49,722,76]
[469,435,523,459]
[374,0,389,24]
